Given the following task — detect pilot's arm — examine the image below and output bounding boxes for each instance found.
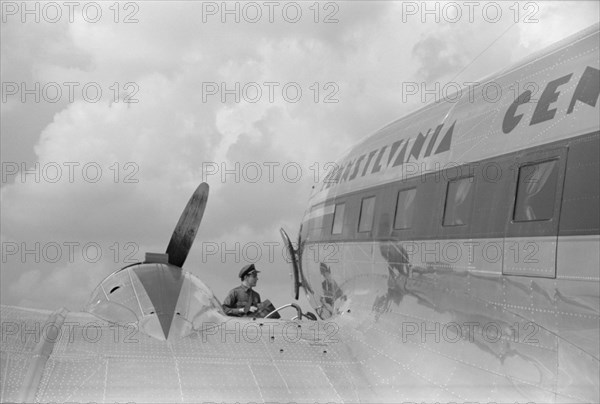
[254,290,261,305]
[222,289,245,316]
[245,291,261,314]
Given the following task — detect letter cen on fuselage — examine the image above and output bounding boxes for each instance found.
[503,66,599,134]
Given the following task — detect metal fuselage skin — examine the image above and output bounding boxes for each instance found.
[299,24,600,402]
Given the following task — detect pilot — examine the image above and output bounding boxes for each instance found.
[222,264,262,316]
[320,263,344,307]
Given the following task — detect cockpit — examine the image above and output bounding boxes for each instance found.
[86,259,225,341]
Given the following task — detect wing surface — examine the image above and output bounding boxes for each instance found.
[3,302,596,403]
[2,305,374,403]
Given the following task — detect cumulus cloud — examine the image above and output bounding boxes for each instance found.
[1,1,598,311]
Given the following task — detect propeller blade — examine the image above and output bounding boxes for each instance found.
[166,182,209,268]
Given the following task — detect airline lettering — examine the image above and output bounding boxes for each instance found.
[322,66,598,191]
[322,121,456,190]
[503,66,599,134]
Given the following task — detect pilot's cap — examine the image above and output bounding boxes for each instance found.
[320,262,331,274]
[239,264,260,279]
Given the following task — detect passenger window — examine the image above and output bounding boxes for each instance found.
[514,160,559,221]
[331,203,345,234]
[443,177,474,226]
[358,196,376,232]
[394,188,417,229]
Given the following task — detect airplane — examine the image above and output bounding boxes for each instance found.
[1,23,598,404]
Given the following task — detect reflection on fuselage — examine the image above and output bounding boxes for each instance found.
[299,240,599,402]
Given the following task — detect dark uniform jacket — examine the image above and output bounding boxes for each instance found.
[222,285,261,316]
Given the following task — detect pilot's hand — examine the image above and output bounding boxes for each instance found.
[248,306,258,313]
[238,308,245,314]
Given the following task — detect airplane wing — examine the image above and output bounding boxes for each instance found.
[3,301,595,403]
[1,304,386,403]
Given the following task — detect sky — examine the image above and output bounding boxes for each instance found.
[1,1,599,314]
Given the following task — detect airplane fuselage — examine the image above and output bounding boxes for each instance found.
[298,23,599,403]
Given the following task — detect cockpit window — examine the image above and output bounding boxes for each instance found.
[358,196,376,232]
[514,160,559,221]
[443,177,474,226]
[332,203,345,234]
